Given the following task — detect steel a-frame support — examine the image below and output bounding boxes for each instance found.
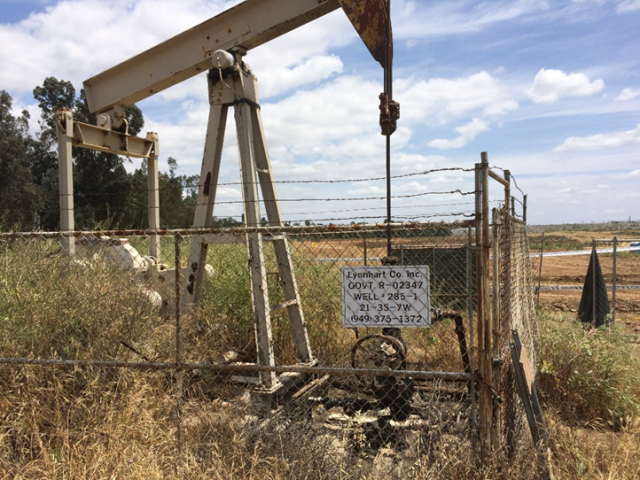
[185,57,314,389]
[55,108,161,258]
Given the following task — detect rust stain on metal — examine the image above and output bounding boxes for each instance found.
[338,0,387,66]
[203,172,212,196]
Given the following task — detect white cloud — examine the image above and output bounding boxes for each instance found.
[617,0,640,13]
[554,124,640,151]
[394,0,546,39]
[347,185,386,196]
[570,0,605,4]
[525,69,605,104]
[256,55,344,98]
[0,0,353,101]
[614,87,640,101]
[428,118,490,150]
[396,71,518,125]
[630,169,640,177]
[0,1,237,94]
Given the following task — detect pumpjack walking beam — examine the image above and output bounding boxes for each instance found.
[185,51,314,388]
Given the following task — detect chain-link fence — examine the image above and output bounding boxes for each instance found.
[494,207,540,453]
[1,222,479,474]
[0,157,545,474]
[531,237,640,325]
[593,238,640,324]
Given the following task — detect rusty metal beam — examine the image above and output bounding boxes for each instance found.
[338,0,388,66]
[83,0,340,113]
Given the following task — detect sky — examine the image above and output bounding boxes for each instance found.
[1,0,639,226]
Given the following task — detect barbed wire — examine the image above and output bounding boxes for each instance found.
[490,165,525,197]
[41,167,476,199]
[286,211,475,224]
[197,189,475,206]
[181,167,476,189]
[282,200,483,217]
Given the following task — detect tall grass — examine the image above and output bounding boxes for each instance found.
[0,238,162,361]
[1,239,639,478]
[537,311,640,427]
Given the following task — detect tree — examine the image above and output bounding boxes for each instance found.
[120,159,149,229]
[32,77,143,229]
[159,157,187,228]
[121,157,200,229]
[32,77,75,143]
[0,91,41,230]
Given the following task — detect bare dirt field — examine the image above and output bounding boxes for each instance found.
[531,231,640,335]
[295,231,640,338]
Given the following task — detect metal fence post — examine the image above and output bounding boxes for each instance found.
[536,232,545,308]
[175,232,184,459]
[481,153,493,450]
[491,208,501,446]
[612,236,617,323]
[592,238,597,327]
[363,236,368,266]
[474,161,487,452]
[467,225,477,452]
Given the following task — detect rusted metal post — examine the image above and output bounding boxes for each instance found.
[491,207,501,445]
[362,236,367,267]
[467,225,477,452]
[475,154,495,452]
[503,169,512,329]
[612,237,617,323]
[386,134,393,257]
[474,161,486,451]
[502,169,512,450]
[363,236,368,266]
[481,152,493,450]
[504,170,511,213]
[511,196,516,217]
[523,194,527,224]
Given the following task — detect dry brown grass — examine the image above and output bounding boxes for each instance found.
[2,361,638,479]
[2,239,640,478]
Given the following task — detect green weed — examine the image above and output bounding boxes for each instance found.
[537,311,640,427]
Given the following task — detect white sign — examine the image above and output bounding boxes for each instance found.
[342,266,431,328]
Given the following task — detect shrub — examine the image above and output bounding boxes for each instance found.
[537,311,640,427]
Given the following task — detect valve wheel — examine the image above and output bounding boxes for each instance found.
[350,334,407,372]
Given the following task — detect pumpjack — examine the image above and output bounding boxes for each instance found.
[56,0,399,391]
